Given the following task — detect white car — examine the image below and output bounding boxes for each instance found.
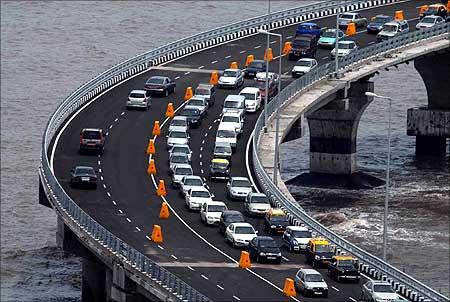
[361,280,402,302]
[222,94,246,120]
[186,96,208,117]
[227,177,252,200]
[171,164,193,188]
[166,130,189,149]
[330,40,358,60]
[215,123,238,150]
[291,58,318,78]
[376,20,409,42]
[244,192,271,216]
[295,269,328,297]
[239,87,262,113]
[225,222,258,248]
[168,116,188,133]
[220,112,244,135]
[282,226,312,252]
[416,15,445,30]
[200,201,228,225]
[126,90,151,110]
[169,152,189,174]
[218,69,244,89]
[185,187,213,211]
[213,142,232,160]
[168,144,192,162]
[180,175,204,197]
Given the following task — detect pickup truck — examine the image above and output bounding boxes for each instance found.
[288,34,318,61]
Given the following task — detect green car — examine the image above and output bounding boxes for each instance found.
[318,29,345,49]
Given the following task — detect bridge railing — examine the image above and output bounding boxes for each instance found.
[253,23,450,302]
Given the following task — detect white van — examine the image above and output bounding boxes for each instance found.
[376,20,409,42]
[216,123,238,150]
[222,95,246,120]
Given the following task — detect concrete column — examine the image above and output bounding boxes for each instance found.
[82,257,106,302]
[409,51,450,155]
[306,80,374,174]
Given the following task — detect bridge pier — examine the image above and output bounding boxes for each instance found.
[408,51,450,155]
[306,79,374,174]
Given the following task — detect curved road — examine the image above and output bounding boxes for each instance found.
[52,1,430,301]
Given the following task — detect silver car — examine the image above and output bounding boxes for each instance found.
[295,268,328,297]
[218,69,244,89]
[168,116,188,133]
[338,12,368,29]
[186,96,208,117]
[180,175,205,197]
[166,130,189,149]
[222,94,246,120]
[244,192,271,216]
[361,280,402,302]
[126,89,151,110]
[168,144,192,162]
[169,152,189,175]
[416,15,445,30]
[213,142,232,160]
[227,177,253,200]
[171,164,193,188]
[330,40,358,60]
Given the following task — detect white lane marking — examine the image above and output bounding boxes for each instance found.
[126,217,131,223]
[201,140,205,144]
[98,160,101,165]
[332,286,340,292]
[368,41,376,45]
[146,235,151,241]
[200,169,204,174]
[349,297,357,302]
[208,125,213,130]
[233,296,241,301]
[121,111,125,116]
[225,55,232,59]
[198,65,205,69]
[99,168,102,173]
[239,50,247,54]
[200,147,203,152]
[283,71,289,75]
[201,274,209,280]
[102,184,107,189]
[100,176,104,181]
[286,35,293,39]
[158,245,164,250]
[171,254,178,260]
[360,272,373,281]
[175,76,181,80]
[217,284,224,291]
[322,56,329,60]
[106,132,109,136]
[98,154,101,158]
[211,60,218,64]
[112,200,117,206]
[114,118,118,122]
[118,209,123,214]
[245,130,260,193]
[270,40,277,44]
[254,45,261,49]
[199,154,202,158]
[184,71,191,75]
[107,192,111,197]
[204,133,208,137]
[282,256,289,262]
[135,226,141,232]
[187,266,195,271]
[199,162,203,166]
[109,124,113,129]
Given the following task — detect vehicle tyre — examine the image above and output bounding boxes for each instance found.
[232,240,236,248]
[164,89,169,97]
[256,255,261,263]
[337,275,341,282]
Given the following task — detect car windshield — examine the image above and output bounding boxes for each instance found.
[211,161,228,168]
[294,39,310,47]
[337,259,354,267]
[171,155,188,163]
[75,167,94,175]
[421,17,436,24]
[296,60,312,67]
[338,42,354,49]
[209,205,226,212]
[251,195,269,204]
[222,116,239,123]
[217,130,235,138]
[305,274,324,282]
[224,101,240,108]
[169,131,187,138]
[426,7,439,13]
[383,24,398,32]
[82,131,101,139]
[223,70,237,77]
[175,167,193,175]
[181,109,199,116]
[215,146,231,153]
[259,239,277,248]
[292,230,311,238]
[340,14,354,19]
[196,88,209,95]
[225,214,244,222]
[316,244,333,252]
[129,93,145,98]
[322,31,337,38]
[171,119,186,127]
[249,62,264,68]
[270,215,288,222]
[172,146,188,154]
[233,180,251,187]
[188,99,204,106]
[298,24,312,30]
[240,93,256,100]
[235,226,255,234]
[373,16,390,23]
[192,191,210,198]
[147,77,165,84]
[185,178,202,186]
[374,284,394,293]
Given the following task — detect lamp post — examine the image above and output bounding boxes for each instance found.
[365,91,392,261]
[258,29,283,185]
[264,0,271,132]
[335,0,340,76]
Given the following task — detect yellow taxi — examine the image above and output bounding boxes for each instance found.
[263,208,290,234]
[305,238,335,267]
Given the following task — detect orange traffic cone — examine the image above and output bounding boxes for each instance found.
[150,224,163,243]
[283,278,296,297]
[238,251,251,269]
[147,159,156,175]
[394,10,404,21]
[283,42,292,55]
[165,102,174,118]
[184,87,193,101]
[159,202,170,219]
[346,22,356,36]
[245,55,254,67]
[152,120,161,136]
[418,5,428,16]
[146,139,155,155]
[156,179,167,197]
[447,1,450,13]
[230,61,238,69]
[209,71,219,85]
[264,48,273,61]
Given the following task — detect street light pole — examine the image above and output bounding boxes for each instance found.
[335,0,340,76]
[365,91,392,261]
[264,0,271,132]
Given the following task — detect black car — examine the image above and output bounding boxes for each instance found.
[219,210,245,234]
[244,60,267,78]
[366,15,393,33]
[179,106,202,128]
[70,166,98,189]
[144,76,176,97]
[209,158,230,181]
[288,34,318,61]
[248,236,282,264]
[263,212,290,235]
[79,128,105,154]
[327,256,361,283]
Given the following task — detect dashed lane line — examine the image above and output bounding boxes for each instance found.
[225,55,232,59]
[100,176,104,181]
[199,162,203,166]
[233,296,241,301]
[201,274,209,280]
[158,245,164,250]
[282,256,289,262]
[199,154,202,158]
[121,111,125,116]
[187,266,195,271]
[126,218,132,223]
[146,235,151,241]
[270,40,277,44]
[171,254,178,260]
[184,71,191,75]
[135,226,141,232]
[114,118,118,122]
[239,50,247,54]
[217,284,224,291]
[112,200,117,206]
[200,169,204,174]
[254,45,261,49]
[175,76,181,80]
[286,35,293,39]
[98,160,101,165]
[332,286,340,292]
[349,297,357,302]
[211,60,218,64]
[109,124,113,129]
[107,192,111,197]
[118,209,124,214]
[202,139,205,144]
[200,147,203,151]
[106,132,109,136]
[103,184,107,189]
[198,65,205,69]
[99,168,102,173]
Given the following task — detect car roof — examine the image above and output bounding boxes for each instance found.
[130,89,147,94]
[171,144,190,149]
[256,236,274,241]
[268,208,286,216]
[75,165,94,170]
[218,122,238,130]
[222,111,241,118]
[240,86,260,93]
[172,115,187,121]
[225,94,246,101]
[300,268,321,275]
[212,158,229,164]
[188,96,206,102]
[223,68,241,72]
[287,225,309,231]
[183,175,202,180]
[374,14,390,18]
[215,141,232,147]
[82,128,102,132]
[339,40,355,44]
[174,163,192,169]
[196,83,213,88]
[298,58,316,62]
[250,192,266,197]
[429,4,445,8]
[169,129,188,134]
[301,22,318,26]
[190,186,209,193]
[222,210,242,215]
[183,105,200,110]
[423,15,440,19]
[148,75,167,80]
[341,12,358,16]
[231,176,250,181]
[230,222,253,227]
[170,152,188,157]
[309,238,330,245]
[205,200,226,206]
[371,280,392,285]
[333,255,354,260]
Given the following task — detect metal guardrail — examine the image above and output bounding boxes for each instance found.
[37,0,447,301]
[253,23,450,302]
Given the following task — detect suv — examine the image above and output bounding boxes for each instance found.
[222,95,246,120]
[282,226,312,253]
[239,86,262,113]
[376,20,409,42]
[327,255,360,283]
[338,12,368,29]
[305,238,335,268]
[295,22,322,38]
[248,236,282,263]
[263,208,289,234]
[194,83,215,107]
[244,60,267,78]
[294,268,328,297]
[79,128,105,154]
[288,34,318,60]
